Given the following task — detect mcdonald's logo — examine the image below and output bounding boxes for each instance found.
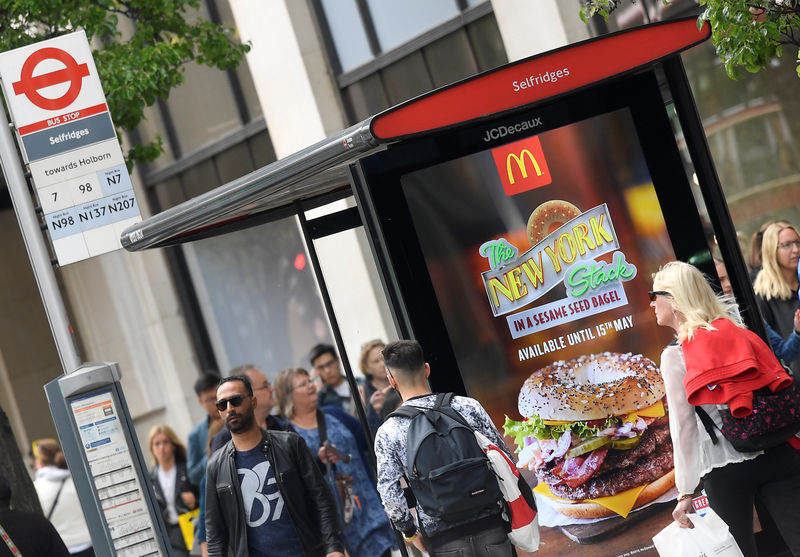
[491,136,551,195]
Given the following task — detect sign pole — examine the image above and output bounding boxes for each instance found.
[0,107,81,373]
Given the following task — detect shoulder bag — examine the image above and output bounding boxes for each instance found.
[317,408,356,524]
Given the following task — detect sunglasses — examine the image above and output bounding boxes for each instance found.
[215,394,250,412]
[648,290,671,302]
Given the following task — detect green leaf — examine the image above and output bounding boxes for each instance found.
[581,0,800,82]
[0,0,249,169]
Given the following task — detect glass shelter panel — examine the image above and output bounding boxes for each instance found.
[182,216,332,378]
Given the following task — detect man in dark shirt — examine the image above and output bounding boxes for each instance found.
[309,344,354,414]
[0,473,70,557]
[205,375,344,557]
[187,372,222,486]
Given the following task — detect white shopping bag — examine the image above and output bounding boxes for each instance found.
[653,508,744,557]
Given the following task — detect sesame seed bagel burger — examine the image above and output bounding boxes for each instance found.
[527,200,581,246]
[504,352,674,519]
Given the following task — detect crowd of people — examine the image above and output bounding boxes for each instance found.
[2,217,798,557]
[184,342,404,556]
[652,261,800,557]
[0,339,408,557]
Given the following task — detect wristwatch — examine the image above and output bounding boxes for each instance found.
[677,492,693,502]
[402,529,419,543]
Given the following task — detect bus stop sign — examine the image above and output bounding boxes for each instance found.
[12,47,91,111]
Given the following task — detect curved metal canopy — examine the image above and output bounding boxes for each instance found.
[121,120,381,251]
[121,17,708,252]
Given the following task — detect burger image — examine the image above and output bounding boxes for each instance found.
[503,352,675,519]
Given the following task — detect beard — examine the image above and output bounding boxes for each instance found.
[227,404,255,433]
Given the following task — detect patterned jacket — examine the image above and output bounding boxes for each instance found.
[374,393,512,537]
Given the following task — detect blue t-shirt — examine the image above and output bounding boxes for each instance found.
[234,445,303,557]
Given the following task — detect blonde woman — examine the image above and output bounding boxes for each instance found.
[754,221,800,371]
[652,261,800,557]
[148,425,197,557]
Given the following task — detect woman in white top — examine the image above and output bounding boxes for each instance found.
[148,425,197,557]
[32,439,94,557]
[652,261,800,557]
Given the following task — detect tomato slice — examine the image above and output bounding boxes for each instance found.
[552,448,609,488]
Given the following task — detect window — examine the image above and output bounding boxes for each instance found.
[318,0,490,73]
[319,0,373,72]
[366,0,459,53]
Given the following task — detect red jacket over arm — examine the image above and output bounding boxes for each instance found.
[682,318,791,416]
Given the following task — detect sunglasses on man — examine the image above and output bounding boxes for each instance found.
[216,394,250,412]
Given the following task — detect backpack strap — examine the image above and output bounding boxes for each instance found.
[389,393,473,430]
[389,405,423,420]
[694,406,720,445]
[435,393,475,429]
[316,407,328,448]
[433,392,452,410]
[388,393,452,420]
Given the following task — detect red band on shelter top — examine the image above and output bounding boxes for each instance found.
[371,18,710,141]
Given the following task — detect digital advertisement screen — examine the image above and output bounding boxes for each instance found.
[400,106,678,534]
[362,72,712,555]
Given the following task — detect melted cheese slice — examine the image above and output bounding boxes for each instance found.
[534,481,648,518]
[542,419,573,425]
[623,399,665,423]
[542,400,665,427]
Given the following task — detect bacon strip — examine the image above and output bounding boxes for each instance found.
[551,448,608,488]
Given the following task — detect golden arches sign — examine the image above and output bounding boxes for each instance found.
[506,149,543,184]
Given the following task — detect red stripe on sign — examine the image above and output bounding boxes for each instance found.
[371,18,709,141]
[18,103,108,135]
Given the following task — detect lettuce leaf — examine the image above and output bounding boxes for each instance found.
[573,418,617,438]
[503,414,619,451]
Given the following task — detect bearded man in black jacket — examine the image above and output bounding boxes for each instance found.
[205,375,344,557]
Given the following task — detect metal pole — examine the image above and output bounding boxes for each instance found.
[294,201,412,557]
[0,109,81,373]
[661,56,768,341]
[294,200,375,447]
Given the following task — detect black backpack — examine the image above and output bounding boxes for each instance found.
[389,393,502,523]
[695,372,800,452]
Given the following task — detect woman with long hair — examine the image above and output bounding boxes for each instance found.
[754,221,800,371]
[273,367,397,557]
[652,261,800,556]
[148,425,197,557]
[32,439,94,557]
[359,339,401,433]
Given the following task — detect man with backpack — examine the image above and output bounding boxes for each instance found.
[374,340,519,556]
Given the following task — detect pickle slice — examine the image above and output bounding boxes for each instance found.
[566,436,609,458]
[610,435,642,450]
